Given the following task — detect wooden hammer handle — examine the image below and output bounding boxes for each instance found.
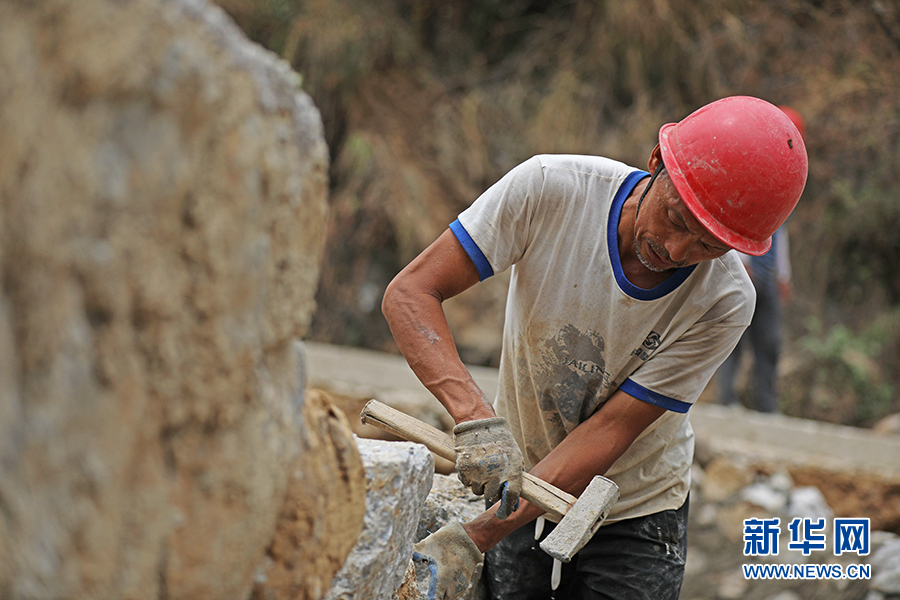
[360,399,575,520]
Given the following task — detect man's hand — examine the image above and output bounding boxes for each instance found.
[453,417,524,518]
[413,521,483,600]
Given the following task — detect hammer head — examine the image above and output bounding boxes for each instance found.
[539,475,619,562]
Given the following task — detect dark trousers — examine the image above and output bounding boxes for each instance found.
[718,274,782,413]
[484,498,689,600]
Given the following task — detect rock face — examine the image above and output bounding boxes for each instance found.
[330,467,487,600]
[325,438,434,600]
[0,1,364,599]
[416,474,486,544]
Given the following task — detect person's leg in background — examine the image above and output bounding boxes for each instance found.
[747,275,782,413]
[717,333,748,407]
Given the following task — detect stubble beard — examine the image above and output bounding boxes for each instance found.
[634,237,683,273]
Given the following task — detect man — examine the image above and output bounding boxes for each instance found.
[717,106,805,414]
[382,96,808,599]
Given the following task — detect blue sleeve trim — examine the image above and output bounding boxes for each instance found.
[449,219,494,281]
[619,379,691,414]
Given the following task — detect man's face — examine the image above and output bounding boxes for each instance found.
[634,171,731,272]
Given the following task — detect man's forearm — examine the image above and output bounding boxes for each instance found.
[383,283,495,423]
[381,229,495,424]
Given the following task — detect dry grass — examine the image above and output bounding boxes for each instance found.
[216,0,900,422]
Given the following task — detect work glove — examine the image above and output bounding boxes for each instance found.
[413,521,483,600]
[453,417,524,519]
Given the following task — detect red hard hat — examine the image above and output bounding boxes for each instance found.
[658,96,808,256]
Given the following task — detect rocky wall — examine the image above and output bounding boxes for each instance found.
[0,0,364,598]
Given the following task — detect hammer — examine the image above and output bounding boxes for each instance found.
[360,399,619,562]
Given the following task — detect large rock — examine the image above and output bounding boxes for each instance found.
[325,438,434,600]
[416,474,486,543]
[0,1,363,599]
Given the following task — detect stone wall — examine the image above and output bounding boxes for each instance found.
[0,1,364,599]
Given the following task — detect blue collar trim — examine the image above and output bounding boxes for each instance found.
[608,170,697,300]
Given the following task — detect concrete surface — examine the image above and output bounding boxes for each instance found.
[304,341,900,479]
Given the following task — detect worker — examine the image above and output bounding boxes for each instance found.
[382,96,808,600]
[717,106,806,414]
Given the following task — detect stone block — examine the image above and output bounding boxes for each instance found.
[324,438,434,600]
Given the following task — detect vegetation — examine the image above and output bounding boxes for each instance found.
[215,0,900,427]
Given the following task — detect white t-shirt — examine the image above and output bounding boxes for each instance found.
[451,155,755,521]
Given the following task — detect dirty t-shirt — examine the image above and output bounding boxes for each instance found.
[450,154,754,522]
